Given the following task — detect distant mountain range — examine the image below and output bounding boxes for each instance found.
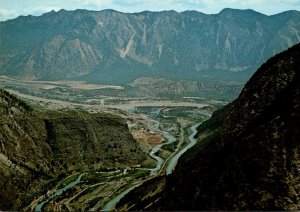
[0,9,300,83]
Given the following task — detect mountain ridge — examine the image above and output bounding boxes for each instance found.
[4,8,299,21]
[1,9,300,83]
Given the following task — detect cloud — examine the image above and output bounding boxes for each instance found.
[79,0,155,8]
[0,6,61,21]
[176,0,300,6]
[0,8,18,20]
[114,0,146,6]
[174,0,205,6]
[286,0,300,5]
[79,0,114,7]
[192,0,271,6]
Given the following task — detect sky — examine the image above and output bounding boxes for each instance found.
[0,0,300,21]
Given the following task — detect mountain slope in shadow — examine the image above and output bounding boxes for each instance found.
[117,43,300,210]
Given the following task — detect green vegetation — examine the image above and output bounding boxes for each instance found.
[161,140,179,152]
[57,173,81,190]
[0,89,149,211]
[127,169,150,179]
[0,89,32,113]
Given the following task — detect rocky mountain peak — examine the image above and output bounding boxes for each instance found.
[0,9,299,83]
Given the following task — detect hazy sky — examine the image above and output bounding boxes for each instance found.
[1,0,300,21]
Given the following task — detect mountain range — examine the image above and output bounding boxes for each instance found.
[1,9,300,83]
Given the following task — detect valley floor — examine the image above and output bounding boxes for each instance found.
[29,107,213,211]
[0,77,225,211]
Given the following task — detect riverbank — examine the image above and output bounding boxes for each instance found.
[102,121,204,211]
[166,123,201,175]
[35,174,85,211]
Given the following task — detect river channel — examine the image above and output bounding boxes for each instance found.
[102,121,199,211]
[35,173,84,211]
[148,119,177,175]
[166,123,200,175]
[35,117,200,211]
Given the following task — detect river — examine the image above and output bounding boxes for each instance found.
[141,116,176,175]
[166,123,200,175]
[35,173,84,211]
[101,122,199,211]
[34,115,175,211]
[101,118,177,211]
[101,183,141,211]
[148,129,177,175]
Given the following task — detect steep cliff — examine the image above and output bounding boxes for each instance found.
[0,89,146,210]
[117,43,300,210]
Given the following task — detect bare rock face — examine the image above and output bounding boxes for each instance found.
[116,43,300,210]
[0,9,300,82]
[0,89,146,210]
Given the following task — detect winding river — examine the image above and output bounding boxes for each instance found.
[34,111,205,211]
[102,118,177,211]
[148,126,177,175]
[35,173,84,211]
[166,123,200,175]
[102,122,200,211]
